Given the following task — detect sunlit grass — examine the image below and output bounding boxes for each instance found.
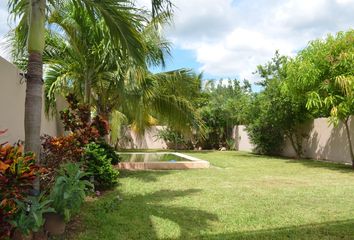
[69,151,354,239]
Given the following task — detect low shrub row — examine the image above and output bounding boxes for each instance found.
[0,95,121,239]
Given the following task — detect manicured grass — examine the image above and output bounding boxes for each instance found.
[69,151,354,239]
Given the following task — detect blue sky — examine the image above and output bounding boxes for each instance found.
[1,0,354,86]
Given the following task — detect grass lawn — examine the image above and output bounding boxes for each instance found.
[69,151,354,240]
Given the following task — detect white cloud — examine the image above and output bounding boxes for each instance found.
[0,2,12,61]
[2,0,354,81]
[163,0,354,81]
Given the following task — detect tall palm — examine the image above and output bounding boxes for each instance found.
[42,7,203,142]
[7,0,172,172]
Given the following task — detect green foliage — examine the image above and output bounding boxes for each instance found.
[41,94,109,168]
[197,79,252,149]
[156,128,191,150]
[286,30,354,124]
[0,140,47,238]
[225,139,236,150]
[96,141,121,165]
[83,143,119,189]
[50,163,92,222]
[247,51,310,156]
[286,30,354,163]
[11,196,54,235]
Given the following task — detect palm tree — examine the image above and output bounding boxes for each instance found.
[7,0,173,172]
[42,7,203,144]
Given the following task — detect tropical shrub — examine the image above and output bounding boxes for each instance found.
[0,141,47,238]
[60,94,109,144]
[41,134,83,168]
[11,196,54,236]
[156,128,191,150]
[95,141,121,165]
[50,163,92,222]
[41,94,110,169]
[225,139,236,150]
[82,142,119,189]
[0,207,12,239]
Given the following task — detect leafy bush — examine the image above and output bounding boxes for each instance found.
[96,141,121,165]
[41,134,83,167]
[11,196,54,235]
[41,94,110,171]
[83,142,119,189]
[0,207,12,239]
[156,128,191,150]
[0,141,47,238]
[60,94,109,143]
[225,139,236,150]
[50,163,92,222]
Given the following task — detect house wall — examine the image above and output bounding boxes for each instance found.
[0,56,59,145]
[237,116,354,164]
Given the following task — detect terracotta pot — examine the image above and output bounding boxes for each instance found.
[33,229,48,240]
[44,213,66,235]
[11,229,33,240]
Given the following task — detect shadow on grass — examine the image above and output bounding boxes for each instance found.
[75,188,218,240]
[118,170,174,182]
[199,219,354,240]
[283,158,354,173]
[227,150,354,174]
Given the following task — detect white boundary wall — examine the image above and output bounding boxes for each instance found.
[237,116,354,164]
[0,56,59,144]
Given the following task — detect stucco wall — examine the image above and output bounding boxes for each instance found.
[131,126,168,149]
[237,125,254,152]
[118,126,167,149]
[282,117,354,164]
[237,116,354,164]
[0,56,58,144]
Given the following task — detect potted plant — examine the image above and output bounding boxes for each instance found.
[11,196,54,240]
[45,163,92,235]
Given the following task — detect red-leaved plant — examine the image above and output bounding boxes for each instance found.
[0,130,46,239]
[41,94,109,170]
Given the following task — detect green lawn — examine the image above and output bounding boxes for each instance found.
[69,151,354,240]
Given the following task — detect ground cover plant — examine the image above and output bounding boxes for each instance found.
[68,151,354,240]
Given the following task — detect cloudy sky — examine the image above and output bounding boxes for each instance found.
[1,0,354,83]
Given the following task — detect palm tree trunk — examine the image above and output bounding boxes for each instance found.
[343,118,354,168]
[25,0,46,191]
[84,71,92,105]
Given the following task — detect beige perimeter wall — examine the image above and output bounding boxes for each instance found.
[118,126,167,149]
[237,116,354,164]
[0,56,59,145]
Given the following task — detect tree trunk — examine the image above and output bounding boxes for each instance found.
[343,118,354,168]
[289,132,302,159]
[84,73,92,105]
[99,109,111,143]
[25,0,46,191]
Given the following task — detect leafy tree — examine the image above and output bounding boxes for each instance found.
[247,52,310,157]
[286,30,354,165]
[197,79,252,149]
